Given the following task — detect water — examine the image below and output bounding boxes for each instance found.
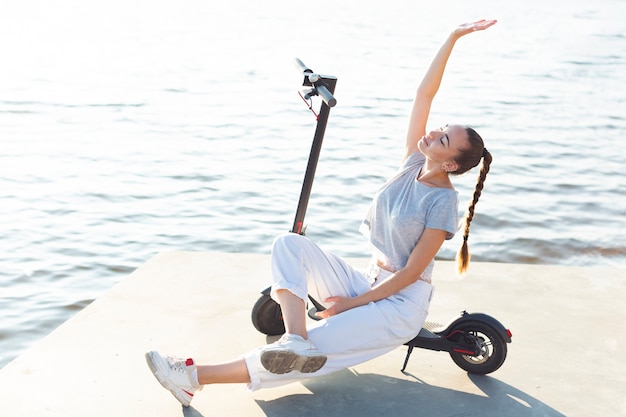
[1,0,625,368]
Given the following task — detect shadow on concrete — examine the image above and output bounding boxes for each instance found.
[182,405,207,417]
[255,369,566,417]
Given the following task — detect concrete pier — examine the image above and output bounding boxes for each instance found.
[0,251,624,416]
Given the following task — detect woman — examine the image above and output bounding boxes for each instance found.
[146,19,497,407]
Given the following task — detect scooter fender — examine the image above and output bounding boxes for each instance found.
[438,311,512,343]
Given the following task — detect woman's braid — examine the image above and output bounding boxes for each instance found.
[456,149,492,275]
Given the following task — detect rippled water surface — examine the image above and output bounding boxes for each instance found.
[1,0,625,367]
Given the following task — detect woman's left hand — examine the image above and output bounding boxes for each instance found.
[315,296,356,319]
[452,19,497,39]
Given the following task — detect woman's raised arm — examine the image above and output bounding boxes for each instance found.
[404,19,497,160]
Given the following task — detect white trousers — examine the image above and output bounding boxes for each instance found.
[243,233,434,391]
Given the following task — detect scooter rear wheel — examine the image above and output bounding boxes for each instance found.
[251,293,285,336]
[448,320,507,374]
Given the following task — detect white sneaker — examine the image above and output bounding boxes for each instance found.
[145,351,203,407]
[260,334,327,374]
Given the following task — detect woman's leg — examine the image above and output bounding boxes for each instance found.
[197,358,250,384]
[269,233,371,309]
[248,233,372,376]
[275,289,307,339]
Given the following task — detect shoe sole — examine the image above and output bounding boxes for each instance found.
[145,352,193,407]
[261,350,327,374]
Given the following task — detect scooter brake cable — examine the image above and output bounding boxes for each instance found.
[298,90,320,120]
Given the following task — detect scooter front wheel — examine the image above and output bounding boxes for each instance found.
[448,320,507,374]
[251,293,285,336]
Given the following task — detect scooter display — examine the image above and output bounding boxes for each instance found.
[251,59,512,375]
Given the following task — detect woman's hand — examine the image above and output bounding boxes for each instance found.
[315,296,357,319]
[452,19,497,39]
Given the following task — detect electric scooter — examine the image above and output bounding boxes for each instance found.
[251,59,512,375]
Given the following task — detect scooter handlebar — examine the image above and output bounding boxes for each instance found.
[293,58,337,108]
[315,85,337,108]
[294,57,311,74]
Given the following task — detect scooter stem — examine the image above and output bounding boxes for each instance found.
[291,59,338,235]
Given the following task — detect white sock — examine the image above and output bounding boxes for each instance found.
[191,368,200,387]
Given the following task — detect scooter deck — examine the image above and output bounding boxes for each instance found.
[417,321,444,338]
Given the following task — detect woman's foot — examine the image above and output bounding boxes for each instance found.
[260,334,327,374]
[145,351,203,407]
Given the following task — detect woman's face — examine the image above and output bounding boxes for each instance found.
[418,124,469,164]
